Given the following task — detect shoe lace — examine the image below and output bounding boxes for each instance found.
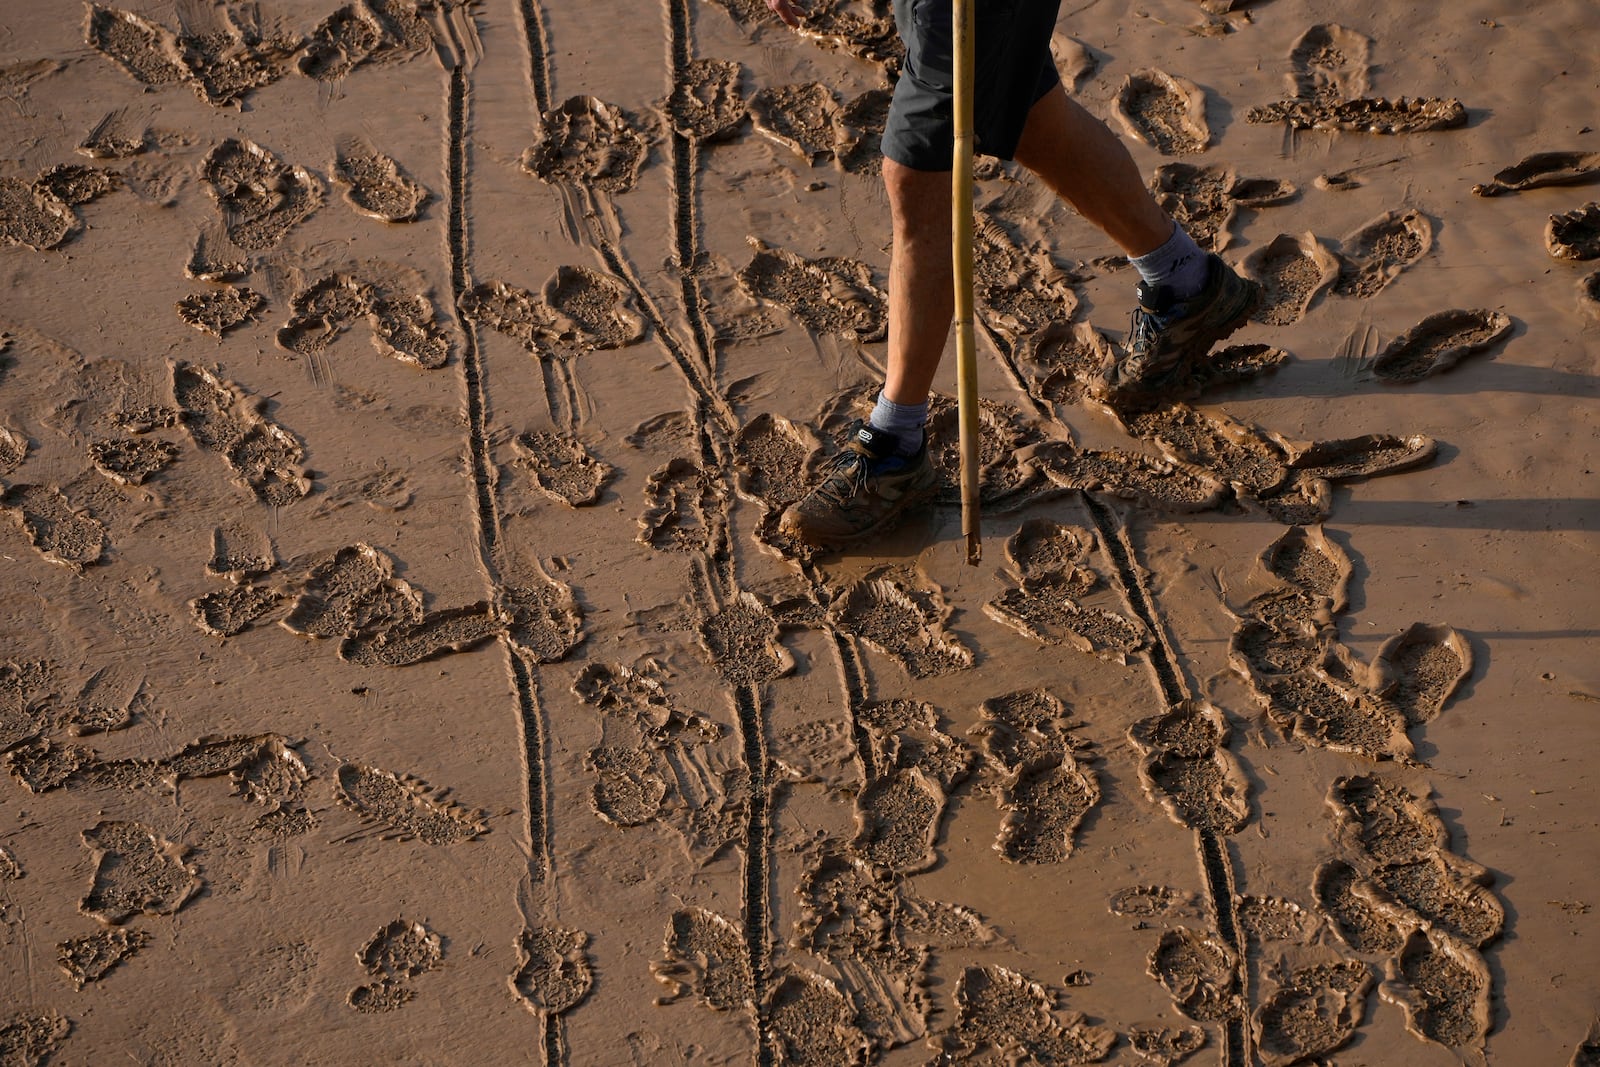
[814,447,872,506]
[1126,304,1165,367]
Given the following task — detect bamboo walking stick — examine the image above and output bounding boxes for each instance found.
[952,0,981,565]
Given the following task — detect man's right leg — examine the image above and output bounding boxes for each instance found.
[1012,84,1261,403]
[777,158,947,546]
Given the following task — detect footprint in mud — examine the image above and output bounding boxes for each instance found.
[86,5,190,87]
[765,970,870,1067]
[853,768,946,872]
[1151,163,1237,252]
[1148,927,1242,1023]
[652,906,754,1011]
[339,603,505,667]
[348,918,443,1013]
[937,964,1115,1063]
[173,361,311,504]
[1243,233,1340,325]
[1109,884,1198,922]
[1314,859,1408,955]
[512,430,613,506]
[1382,927,1490,1053]
[1282,433,1437,484]
[7,737,99,793]
[637,458,727,553]
[970,689,1100,865]
[459,279,557,349]
[1332,209,1433,298]
[541,265,647,352]
[334,763,488,844]
[80,820,201,924]
[852,702,974,872]
[368,292,452,369]
[299,6,382,80]
[924,396,1052,512]
[502,576,583,662]
[1,484,107,570]
[1022,321,1116,407]
[1254,670,1414,763]
[1128,1023,1207,1065]
[1250,470,1333,527]
[1194,342,1292,393]
[299,0,433,81]
[0,176,82,251]
[792,850,992,1049]
[1,661,58,751]
[190,584,284,637]
[1138,743,1250,835]
[1328,774,1447,867]
[985,576,1147,662]
[1473,150,1600,197]
[837,87,894,175]
[200,138,321,252]
[1371,623,1472,726]
[1247,96,1468,134]
[698,593,794,688]
[737,239,887,342]
[512,925,594,1015]
[79,107,149,159]
[177,285,266,337]
[167,4,296,107]
[276,272,375,356]
[1122,403,1290,500]
[1285,23,1373,103]
[88,435,178,489]
[35,163,117,207]
[282,543,417,640]
[1371,852,1504,948]
[1003,517,1094,583]
[666,58,747,142]
[572,661,741,860]
[1546,202,1600,260]
[523,96,654,195]
[59,928,152,988]
[1114,68,1210,156]
[1258,525,1353,610]
[749,82,841,163]
[333,136,429,222]
[1253,958,1372,1067]
[829,572,973,679]
[1032,440,1226,514]
[787,0,903,73]
[0,1013,70,1065]
[972,215,1079,343]
[1370,308,1512,384]
[1236,896,1319,945]
[731,412,816,518]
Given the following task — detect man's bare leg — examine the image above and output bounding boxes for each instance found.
[881,156,956,409]
[1011,83,1172,259]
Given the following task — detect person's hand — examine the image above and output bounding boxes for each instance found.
[767,0,803,28]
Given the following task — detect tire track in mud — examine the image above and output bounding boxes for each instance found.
[447,47,561,1059]
[1083,494,1250,1067]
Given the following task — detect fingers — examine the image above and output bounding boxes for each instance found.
[766,0,802,28]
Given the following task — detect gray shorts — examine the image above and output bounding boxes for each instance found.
[881,0,1063,171]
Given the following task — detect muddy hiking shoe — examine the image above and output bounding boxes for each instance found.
[779,424,937,546]
[1100,253,1261,406]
